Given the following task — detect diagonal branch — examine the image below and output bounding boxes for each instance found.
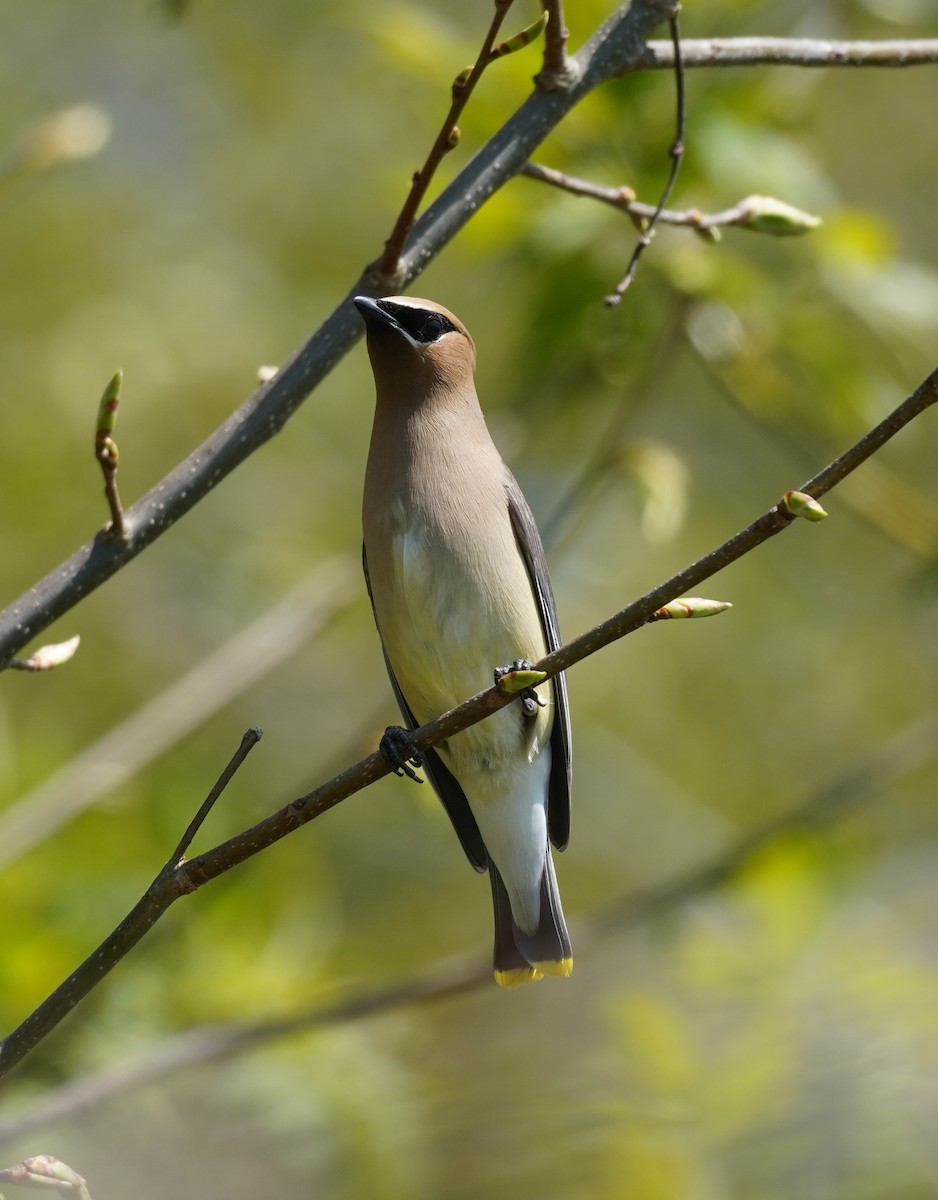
[4,18,934,668]
[0,0,668,668]
[1,362,934,1082]
[4,702,936,1145]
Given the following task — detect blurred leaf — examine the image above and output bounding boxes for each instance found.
[619,438,690,544]
[610,991,699,1098]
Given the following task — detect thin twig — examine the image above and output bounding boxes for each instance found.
[606,12,686,305]
[535,367,938,680]
[522,161,820,236]
[168,728,263,865]
[536,0,576,89]
[374,0,519,279]
[94,371,127,541]
[4,703,936,1144]
[1,363,934,1082]
[99,465,125,540]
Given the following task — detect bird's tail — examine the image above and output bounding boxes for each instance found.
[489,853,573,987]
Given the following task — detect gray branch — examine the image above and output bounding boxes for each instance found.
[6,18,937,664]
[0,0,678,666]
[3,702,936,1145]
[642,35,938,69]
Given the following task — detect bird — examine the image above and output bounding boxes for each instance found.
[354,294,572,987]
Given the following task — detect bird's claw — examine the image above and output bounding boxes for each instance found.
[379,725,424,783]
[520,692,542,718]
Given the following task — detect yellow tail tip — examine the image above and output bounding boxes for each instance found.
[494,958,573,987]
[531,956,573,979]
[494,965,544,988]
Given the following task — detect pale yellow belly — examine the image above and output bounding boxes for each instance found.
[378,524,552,775]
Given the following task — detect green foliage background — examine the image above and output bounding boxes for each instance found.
[2,1,938,1197]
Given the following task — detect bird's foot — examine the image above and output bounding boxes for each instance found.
[379,725,424,783]
[494,658,547,719]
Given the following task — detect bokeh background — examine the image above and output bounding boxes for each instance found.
[2,1,938,1197]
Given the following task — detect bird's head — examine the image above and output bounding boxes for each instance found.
[354,296,477,400]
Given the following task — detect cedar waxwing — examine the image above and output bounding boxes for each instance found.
[354,295,572,987]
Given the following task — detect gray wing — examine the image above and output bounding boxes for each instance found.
[362,545,488,873]
[505,472,572,851]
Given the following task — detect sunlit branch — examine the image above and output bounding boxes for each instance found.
[640,35,938,69]
[0,0,679,669]
[4,702,936,1144]
[0,27,929,667]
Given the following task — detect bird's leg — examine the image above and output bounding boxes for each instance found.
[379,725,424,783]
[493,658,547,719]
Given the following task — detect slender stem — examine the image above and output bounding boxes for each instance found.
[168,728,263,864]
[94,371,127,541]
[537,0,574,87]
[606,13,686,304]
[99,464,126,540]
[0,884,175,1080]
[375,0,518,278]
[523,161,819,235]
